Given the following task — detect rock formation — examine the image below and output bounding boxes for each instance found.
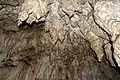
[0,0,120,80]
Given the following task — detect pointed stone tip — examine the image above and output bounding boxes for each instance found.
[98,59,101,63]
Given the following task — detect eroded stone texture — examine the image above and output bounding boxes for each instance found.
[18,0,48,25]
[0,0,120,80]
[0,27,120,80]
[0,0,19,31]
[94,0,120,67]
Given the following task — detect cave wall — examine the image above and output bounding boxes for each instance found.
[0,0,120,80]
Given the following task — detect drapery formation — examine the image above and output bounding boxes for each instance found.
[18,0,120,67]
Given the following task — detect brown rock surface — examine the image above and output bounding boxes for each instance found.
[0,0,120,80]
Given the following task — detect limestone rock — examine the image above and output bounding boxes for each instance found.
[94,0,120,67]
[0,0,120,80]
[18,0,47,25]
